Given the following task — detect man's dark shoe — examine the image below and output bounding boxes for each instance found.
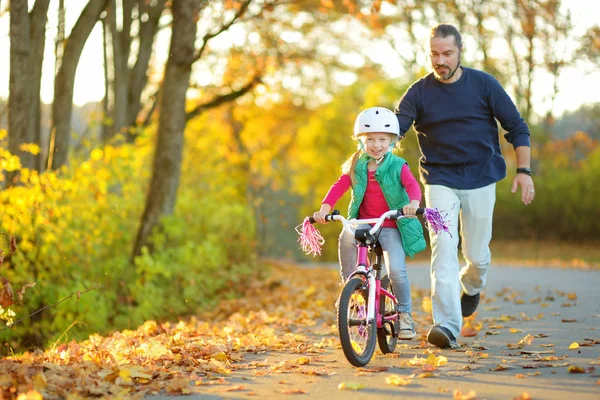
[427,325,458,349]
[461,292,480,317]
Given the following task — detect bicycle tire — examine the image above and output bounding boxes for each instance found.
[377,278,398,354]
[337,277,377,367]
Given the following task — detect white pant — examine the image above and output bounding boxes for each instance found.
[425,183,496,339]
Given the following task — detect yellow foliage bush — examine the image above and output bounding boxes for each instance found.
[0,128,256,352]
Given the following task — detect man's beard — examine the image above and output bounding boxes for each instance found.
[434,54,461,81]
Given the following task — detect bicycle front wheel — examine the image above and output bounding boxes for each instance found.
[337,277,377,367]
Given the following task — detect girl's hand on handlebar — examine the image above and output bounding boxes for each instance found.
[312,211,329,224]
[402,200,421,216]
[312,203,332,224]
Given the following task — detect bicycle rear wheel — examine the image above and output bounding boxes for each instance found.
[337,277,377,367]
[377,277,398,354]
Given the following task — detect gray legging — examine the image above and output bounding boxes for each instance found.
[338,225,412,313]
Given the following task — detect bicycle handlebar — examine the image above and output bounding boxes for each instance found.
[309,208,424,236]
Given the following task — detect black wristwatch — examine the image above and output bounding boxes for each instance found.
[516,167,532,176]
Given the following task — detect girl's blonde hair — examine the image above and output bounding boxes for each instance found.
[341,133,402,185]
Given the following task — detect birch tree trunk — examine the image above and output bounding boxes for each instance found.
[48,0,109,170]
[131,0,200,261]
[30,0,51,172]
[125,0,166,140]
[7,0,30,185]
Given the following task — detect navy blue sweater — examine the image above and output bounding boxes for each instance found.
[395,67,530,190]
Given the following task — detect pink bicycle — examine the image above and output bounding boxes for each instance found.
[299,208,448,367]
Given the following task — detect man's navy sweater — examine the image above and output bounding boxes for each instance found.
[395,66,530,190]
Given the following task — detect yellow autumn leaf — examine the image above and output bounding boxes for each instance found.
[16,390,43,400]
[568,342,579,350]
[128,367,153,380]
[116,368,133,385]
[409,355,422,366]
[211,351,229,361]
[425,353,448,367]
[304,285,316,297]
[385,374,411,386]
[338,381,365,391]
[296,357,310,365]
[422,296,432,313]
[207,359,231,374]
[453,389,477,400]
[136,342,171,359]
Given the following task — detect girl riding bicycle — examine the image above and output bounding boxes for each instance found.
[311,106,427,339]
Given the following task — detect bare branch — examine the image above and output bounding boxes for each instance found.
[192,0,254,63]
[185,74,262,121]
[0,287,97,332]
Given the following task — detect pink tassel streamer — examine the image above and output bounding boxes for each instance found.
[423,207,451,236]
[295,217,325,257]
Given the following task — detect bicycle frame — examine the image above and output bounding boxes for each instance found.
[329,209,419,328]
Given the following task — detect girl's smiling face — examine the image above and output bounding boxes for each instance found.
[359,132,394,160]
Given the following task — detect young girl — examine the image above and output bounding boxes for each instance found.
[312,106,426,339]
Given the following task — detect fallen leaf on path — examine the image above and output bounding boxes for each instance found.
[513,392,532,400]
[567,365,586,373]
[461,320,481,337]
[357,365,388,373]
[490,364,516,371]
[561,318,577,323]
[507,334,534,349]
[569,342,580,350]
[453,389,477,399]
[385,374,411,386]
[337,381,365,391]
[281,388,308,394]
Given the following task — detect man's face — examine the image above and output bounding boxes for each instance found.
[429,35,461,82]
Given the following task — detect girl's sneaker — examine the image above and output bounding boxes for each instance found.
[398,312,416,339]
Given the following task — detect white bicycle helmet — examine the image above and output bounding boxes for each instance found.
[353,107,400,138]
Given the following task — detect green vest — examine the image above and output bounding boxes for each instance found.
[347,153,426,258]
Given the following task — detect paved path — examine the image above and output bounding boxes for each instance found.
[148,264,600,400]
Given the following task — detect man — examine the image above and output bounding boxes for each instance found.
[394,23,535,348]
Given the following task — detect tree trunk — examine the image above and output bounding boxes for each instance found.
[106,0,133,140]
[7,0,31,186]
[101,13,112,143]
[30,0,52,173]
[125,0,166,141]
[48,0,109,170]
[131,0,200,262]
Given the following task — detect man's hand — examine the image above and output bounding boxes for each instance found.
[511,173,535,205]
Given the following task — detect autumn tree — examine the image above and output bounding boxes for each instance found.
[577,25,600,68]
[7,0,50,184]
[102,0,166,143]
[47,0,109,170]
[7,0,31,184]
[131,0,201,261]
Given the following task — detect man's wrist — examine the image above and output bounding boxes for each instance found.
[516,167,532,176]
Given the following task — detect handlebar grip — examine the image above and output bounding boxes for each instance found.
[395,207,425,217]
[308,209,340,224]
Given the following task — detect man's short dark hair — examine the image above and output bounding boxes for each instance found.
[431,24,463,50]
